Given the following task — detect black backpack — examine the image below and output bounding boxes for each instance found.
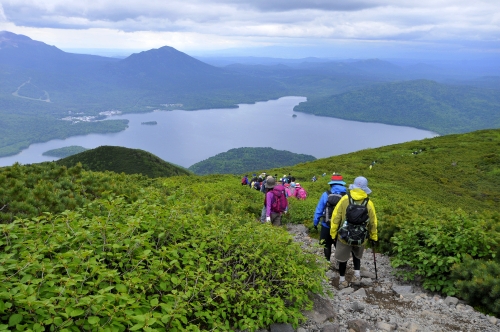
[338,193,370,246]
[325,191,345,226]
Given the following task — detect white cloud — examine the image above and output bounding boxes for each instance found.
[1,0,499,56]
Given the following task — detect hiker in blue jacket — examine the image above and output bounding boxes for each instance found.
[313,174,347,266]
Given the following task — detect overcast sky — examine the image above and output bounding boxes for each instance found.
[1,0,499,58]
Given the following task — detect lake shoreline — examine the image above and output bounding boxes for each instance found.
[0,96,437,168]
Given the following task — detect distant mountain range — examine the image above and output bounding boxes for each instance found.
[0,31,499,159]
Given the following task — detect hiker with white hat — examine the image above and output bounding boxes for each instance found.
[330,176,378,289]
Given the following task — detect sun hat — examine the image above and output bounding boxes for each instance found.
[295,182,301,187]
[349,176,371,194]
[265,177,276,189]
[328,173,346,185]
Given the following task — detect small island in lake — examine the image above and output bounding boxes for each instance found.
[292,114,297,118]
[42,146,88,158]
[141,121,158,125]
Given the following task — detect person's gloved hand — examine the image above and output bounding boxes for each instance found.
[370,239,378,247]
[266,217,271,222]
[314,225,318,231]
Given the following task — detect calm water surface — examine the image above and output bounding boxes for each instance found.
[0,96,437,168]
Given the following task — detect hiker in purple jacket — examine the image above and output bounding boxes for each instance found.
[264,177,288,226]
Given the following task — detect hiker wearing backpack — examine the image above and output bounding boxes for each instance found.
[294,183,307,200]
[241,175,248,186]
[330,176,378,289]
[288,182,296,197]
[313,174,347,266]
[264,177,288,226]
[284,183,292,197]
[250,174,257,188]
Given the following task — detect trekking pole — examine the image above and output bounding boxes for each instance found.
[371,240,378,280]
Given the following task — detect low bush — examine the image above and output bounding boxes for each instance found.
[450,255,500,316]
[0,190,324,331]
[391,210,497,294]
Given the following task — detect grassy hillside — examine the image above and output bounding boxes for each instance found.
[0,129,499,330]
[56,146,191,178]
[261,128,500,313]
[294,79,500,135]
[188,147,316,175]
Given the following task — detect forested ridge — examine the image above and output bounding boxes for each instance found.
[293,79,500,135]
[55,146,191,178]
[188,147,316,175]
[42,146,88,158]
[0,129,498,330]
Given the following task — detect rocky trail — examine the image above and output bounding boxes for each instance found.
[263,224,500,332]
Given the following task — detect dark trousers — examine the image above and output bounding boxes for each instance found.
[319,225,337,262]
[339,255,361,277]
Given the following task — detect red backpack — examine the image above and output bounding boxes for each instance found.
[271,185,288,213]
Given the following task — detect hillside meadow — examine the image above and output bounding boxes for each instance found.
[266,128,500,314]
[0,129,499,330]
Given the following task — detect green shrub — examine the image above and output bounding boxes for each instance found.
[0,192,324,331]
[451,256,500,316]
[285,198,316,225]
[391,210,497,294]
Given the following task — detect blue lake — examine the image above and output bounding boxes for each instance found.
[0,96,437,168]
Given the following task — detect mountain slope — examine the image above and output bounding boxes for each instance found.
[56,146,191,178]
[293,79,500,134]
[0,31,287,157]
[188,147,317,175]
[1,129,499,324]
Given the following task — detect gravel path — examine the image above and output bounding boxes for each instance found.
[285,224,500,332]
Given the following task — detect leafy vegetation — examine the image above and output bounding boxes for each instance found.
[0,128,499,327]
[0,162,150,223]
[188,147,316,175]
[0,165,323,331]
[42,146,88,158]
[252,128,500,315]
[293,80,500,135]
[451,255,500,315]
[56,146,192,178]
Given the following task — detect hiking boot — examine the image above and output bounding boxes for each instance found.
[338,280,349,290]
[351,275,361,286]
